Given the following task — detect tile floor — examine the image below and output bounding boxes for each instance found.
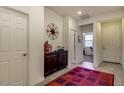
[96,62,124,86]
[83,55,93,63]
[39,61,124,86]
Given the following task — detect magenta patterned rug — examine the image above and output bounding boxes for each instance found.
[47,67,114,86]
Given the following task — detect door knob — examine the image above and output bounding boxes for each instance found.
[22,53,27,56]
[103,46,106,50]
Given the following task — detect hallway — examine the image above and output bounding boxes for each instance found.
[83,55,93,63]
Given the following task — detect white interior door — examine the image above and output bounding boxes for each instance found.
[75,32,78,63]
[69,30,77,64]
[69,30,75,63]
[0,7,27,85]
[101,20,122,63]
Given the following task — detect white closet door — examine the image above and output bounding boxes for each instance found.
[69,30,78,64]
[0,7,27,85]
[101,20,122,63]
[69,30,75,63]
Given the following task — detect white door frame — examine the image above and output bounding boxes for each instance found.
[1,6,29,85]
[101,20,122,63]
[93,22,103,67]
[122,17,124,69]
[81,24,94,64]
[70,29,77,64]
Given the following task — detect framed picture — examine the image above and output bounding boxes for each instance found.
[78,35,81,43]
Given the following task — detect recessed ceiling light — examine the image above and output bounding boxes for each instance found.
[83,33,86,35]
[77,11,82,15]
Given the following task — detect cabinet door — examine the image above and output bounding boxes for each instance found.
[44,53,58,76]
[63,51,68,66]
[58,51,68,69]
[44,55,52,75]
[58,52,63,69]
[51,53,58,71]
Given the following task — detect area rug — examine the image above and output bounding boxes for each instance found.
[46,67,114,86]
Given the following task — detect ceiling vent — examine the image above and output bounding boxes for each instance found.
[79,13,91,19]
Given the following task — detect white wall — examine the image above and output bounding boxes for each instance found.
[8,6,44,85]
[44,7,63,51]
[69,17,83,64]
[81,24,93,33]
[64,16,83,66]
[93,22,102,67]
[122,18,124,69]
[63,16,69,50]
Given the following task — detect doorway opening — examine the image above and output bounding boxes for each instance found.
[81,24,94,63]
[83,32,93,63]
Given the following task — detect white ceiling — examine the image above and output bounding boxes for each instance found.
[47,6,124,19]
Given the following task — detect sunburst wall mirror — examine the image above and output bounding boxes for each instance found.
[46,23,59,40]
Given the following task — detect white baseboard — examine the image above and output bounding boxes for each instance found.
[122,63,124,70]
[94,61,101,68]
[28,77,44,86]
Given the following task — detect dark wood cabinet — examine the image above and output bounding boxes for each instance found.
[58,51,68,69]
[44,51,68,76]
